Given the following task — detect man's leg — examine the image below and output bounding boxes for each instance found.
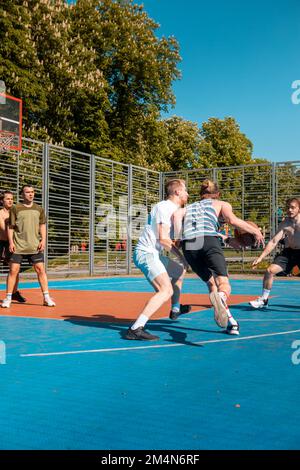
[213,275,239,334]
[2,262,21,308]
[163,257,190,319]
[249,263,283,308]
[11,274,27,303]
[126,271,173,340]
[206,276,217,293]
[33,262,56,306]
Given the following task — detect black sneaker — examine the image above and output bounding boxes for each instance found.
[125,327,159,341]
[169,304,191,320]
[11,291,26,303]
[226,322,240,336]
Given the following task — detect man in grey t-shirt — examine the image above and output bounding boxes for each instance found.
[1,185,55,308]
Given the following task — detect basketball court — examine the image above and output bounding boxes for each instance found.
[1,276,300,450]
[1,89,300,452]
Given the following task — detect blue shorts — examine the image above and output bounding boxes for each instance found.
[133,249,184,283]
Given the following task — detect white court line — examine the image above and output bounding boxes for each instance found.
[20,328,300,357]
[0,314,62,321]
[16,280,147,290]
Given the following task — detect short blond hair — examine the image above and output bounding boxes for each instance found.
[165,179,186,197]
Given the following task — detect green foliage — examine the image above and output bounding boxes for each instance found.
[199,117,254,168]
[0,1,267,170]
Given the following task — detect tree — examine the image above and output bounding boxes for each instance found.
[0,0,48,130]
[162,116,202,170]
[71,0,181,162]
[198,117,254,168]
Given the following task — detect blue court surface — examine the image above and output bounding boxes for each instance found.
[0,277,300,450]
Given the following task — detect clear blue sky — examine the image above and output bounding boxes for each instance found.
[137,0,300,162]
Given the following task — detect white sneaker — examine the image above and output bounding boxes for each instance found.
[209,291,228,328]
[43,297,56,307]
[1,298,11,308]
[249,297,268,309]
[226,322,240,335]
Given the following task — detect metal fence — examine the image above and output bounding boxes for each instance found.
[164,162,300,272]
[0,138,161,277]
[1,138,300,277]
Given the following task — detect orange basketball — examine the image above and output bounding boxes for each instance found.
[234,221,259,248]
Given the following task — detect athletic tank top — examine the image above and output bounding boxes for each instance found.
[182,199,220,240]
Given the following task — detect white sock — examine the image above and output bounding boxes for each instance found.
[131,314,149,330]
[6,293,12,300]
[262,289,271,300]
[43,292,51,302]
[227,310,238,326]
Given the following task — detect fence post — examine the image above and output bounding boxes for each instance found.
[271,162,276,236]
[213,167,217,183]
[127,164,133,274]
[89,154,95,276]
[159,171,164,200]
[42,143,50,271]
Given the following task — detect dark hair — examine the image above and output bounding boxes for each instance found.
[286,198,300,209]
[20,184,34,194]
[200,179,219,199]
[0,190,13,207]
[165,179,186,197]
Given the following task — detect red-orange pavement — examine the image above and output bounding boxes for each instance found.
[0,289,255,323]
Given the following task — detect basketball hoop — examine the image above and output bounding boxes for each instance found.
[0,130,15,151]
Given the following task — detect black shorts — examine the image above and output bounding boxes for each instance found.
[10,252,45,265]
[0,240,11,264]
[273,248,300,274]
[182,236,228,283]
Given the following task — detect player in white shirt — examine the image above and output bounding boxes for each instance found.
[125,179,189,341]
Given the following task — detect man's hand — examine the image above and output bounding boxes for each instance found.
[38,240,45,252]
[9,242,15,253]
[254,230,265,249]
[252,256,263,269]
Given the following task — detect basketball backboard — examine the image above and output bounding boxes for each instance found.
[0,92,22,151]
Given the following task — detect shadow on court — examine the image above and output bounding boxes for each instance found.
[229,303,300,312]
[62,314,226,347]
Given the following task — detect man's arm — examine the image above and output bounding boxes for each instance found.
[38,224,46,251]
[7,227,15,252]
[0,211,6,232]
[252,224,285,268]
[172,207,186,243]
[158,223,188,268]
[220,201,265,247]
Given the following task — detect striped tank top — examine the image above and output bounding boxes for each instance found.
[182,199,220,240]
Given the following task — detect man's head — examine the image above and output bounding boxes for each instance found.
[165,179,188,206]
[0,190,13,209]
[286,198,300,218]
[21,185,35,204]
[200,179,220,199]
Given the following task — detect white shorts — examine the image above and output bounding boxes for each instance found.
[133,249,184,283]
